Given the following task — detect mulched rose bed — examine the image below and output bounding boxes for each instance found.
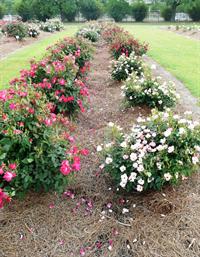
[0,25,200,257]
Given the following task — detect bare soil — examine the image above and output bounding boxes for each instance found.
[0,42,200,257]
[0,31,54,60]
[162,26,200,41]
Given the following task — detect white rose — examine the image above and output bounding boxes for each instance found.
[129,172,137,182]
[120,141,127,148]
[138,178,144,185]
[136,184,143,192]
[120,165,126,172]
[105,157,113,164]
[130,153,137,161]
[168,146,175,153]
[164,173,172,181]
[192,156,199,165]
[97,145,103,152]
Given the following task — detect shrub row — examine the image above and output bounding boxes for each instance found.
[98,23,200,193]
[1,18,64,41]
[0,30,93,208]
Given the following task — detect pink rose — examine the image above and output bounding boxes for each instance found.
[8,163,17,170]
[3,171,16,182]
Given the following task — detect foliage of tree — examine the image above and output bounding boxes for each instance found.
[107,0,129,22]
[0,4,6,18]
[131,1,148,22]
[15,0,34,21]
[58,0,78,22]
[161,6,173,21]
[79,0,103,21]
[32,0,59,21]
[187,0,200,21]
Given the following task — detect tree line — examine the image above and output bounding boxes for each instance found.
[0,0,199,22]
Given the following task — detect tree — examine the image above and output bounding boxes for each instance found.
[32,0,60,21]
[15,0,34,21]
[79,0,103,21]
[132,1,148,22]
[187,0,200,21]
[107,0,129,22]
[58,0,78,21]
[166,0,182,21]
[0,4,6,18]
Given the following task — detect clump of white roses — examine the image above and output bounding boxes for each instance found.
[99,109,200,192]
[111,52,144,82]
[122,73,179,111]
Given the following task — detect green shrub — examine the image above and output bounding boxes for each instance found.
[99,110,200,192]
[161,7,173,21]
[0,4,5,19]
[60,0,78,22]
[107,0,129,22]
[77,27,100,42]
[80,0,103,20]
[15,0,34,22]
[2,22,28,40]
[132,1,148,22]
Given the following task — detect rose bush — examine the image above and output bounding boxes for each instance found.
[76,27,100,43]
[99,110,200,192]
[111,52,144,81]
[47,37,94,76]
[0,85,87,207]
[28,25,40,38]
[11,55,89,115]
[2,22,28,40]
[122,73,180,110]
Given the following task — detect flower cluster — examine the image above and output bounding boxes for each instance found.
[111,52,144,81]
[2,22,28,40]
[39,19,64,33]
[11,36,93,116]
[103,24,148,60]
[28,25,40,38]
[47,36,94,77]
[171,24,200,32]
[99,110,200,192]
[76,27,100,43]
[122,74,180,110]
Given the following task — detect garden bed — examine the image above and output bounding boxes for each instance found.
[162,26,200,41]
[0,31,58,60]
[1,36,200,257]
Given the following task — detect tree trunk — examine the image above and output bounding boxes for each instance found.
[171,5,177,22]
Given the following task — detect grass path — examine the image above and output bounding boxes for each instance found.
[0,24,81,88]
[121,24,200,98]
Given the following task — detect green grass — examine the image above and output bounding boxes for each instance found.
[121,24,200,98]
[0,24,81,88]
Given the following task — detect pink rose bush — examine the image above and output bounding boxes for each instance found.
[99,110,200,192]
[0,28,93,208]
[0,85,88,207]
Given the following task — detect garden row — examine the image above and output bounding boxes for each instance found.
[0,18,64,40]
[97,24,200,193]
[168,24,200,33]
[0,25,98,208]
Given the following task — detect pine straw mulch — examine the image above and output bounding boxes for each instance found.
[1,41,200,257]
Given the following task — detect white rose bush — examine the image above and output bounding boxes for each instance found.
[99,110,200,192]
[123,73,180,111]
[111,52,144,82]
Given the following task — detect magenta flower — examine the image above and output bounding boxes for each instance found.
[8,163,17,170]
[9,103,16,110]
[60,160,71,176]
[3,171,16,182]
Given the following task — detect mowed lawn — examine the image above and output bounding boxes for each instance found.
[121,24,200,98]
[0,24,81,88]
